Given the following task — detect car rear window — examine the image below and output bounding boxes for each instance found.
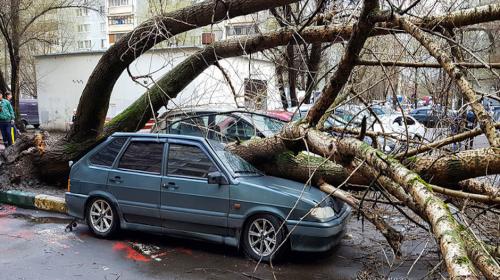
[118,141,164,174]
[89,137,126,167]
[167,144,217,178]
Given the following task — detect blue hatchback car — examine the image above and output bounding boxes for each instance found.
[66,133,351,261]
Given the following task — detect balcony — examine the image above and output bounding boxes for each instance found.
[108,24,134,33]
[108,5,134,15]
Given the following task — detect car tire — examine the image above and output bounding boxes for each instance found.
[242,214,287,263]
[86,197,119,238]
[33,124,40,129]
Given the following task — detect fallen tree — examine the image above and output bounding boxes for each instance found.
[1,0,499,278]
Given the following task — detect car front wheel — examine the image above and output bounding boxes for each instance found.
[86,198,118,238]
[242,214,287,262]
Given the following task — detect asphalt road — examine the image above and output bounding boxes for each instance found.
[0,205,442,280]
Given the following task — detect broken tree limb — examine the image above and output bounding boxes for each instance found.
[429,184,500,205]
[395,123,500,159]
[411,148,500,187]
[319,182,403,255]
[337,137,478,278]
[394,14,500,147]
[458,179,500,198]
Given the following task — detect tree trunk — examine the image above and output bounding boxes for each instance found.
[0,68,8,93]
[275,58,289,109]
[287,44,298,107]
[9,0,21,119]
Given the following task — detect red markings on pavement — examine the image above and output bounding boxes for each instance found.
[0,205,17,217]
[113,241,150,262]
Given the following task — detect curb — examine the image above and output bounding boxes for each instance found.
[0,190,67,214]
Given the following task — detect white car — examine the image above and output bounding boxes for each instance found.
[373,114,426,140]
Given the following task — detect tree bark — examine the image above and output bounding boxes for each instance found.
[411,148,500,187]
[275,58,289,109]
[9,0,21,119]
[0,68,8,93]
[458,179,499,198]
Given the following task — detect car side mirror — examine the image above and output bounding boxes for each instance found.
[207,171,228,185]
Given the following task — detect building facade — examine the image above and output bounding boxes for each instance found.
[35,48,280,130]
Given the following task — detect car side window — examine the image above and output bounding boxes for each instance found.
[167,144,217,179]
[405,117,416,125]
[118,141,164,174]
[89,137,126,167]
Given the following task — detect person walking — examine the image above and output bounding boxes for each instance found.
[0,92,15,148]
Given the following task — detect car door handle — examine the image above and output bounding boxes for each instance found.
[109,176,122,184]
[162,182,178,190]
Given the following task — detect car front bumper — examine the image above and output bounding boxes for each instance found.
[286,204,351,252]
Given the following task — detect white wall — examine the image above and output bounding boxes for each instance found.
[35,48,279,130]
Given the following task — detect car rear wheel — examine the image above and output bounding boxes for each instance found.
[86,198,118,238]
[242,214,287,262]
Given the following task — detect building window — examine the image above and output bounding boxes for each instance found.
[101,39,107,49]
[77,24,90,32]
[76,8,89,17]
[108,33,126,44]
[108,15,133,25]
[109,0,129,7]
[99,5,105,14]
[226,24,258,36]
[100,23,106,32]
[77,40,92,49]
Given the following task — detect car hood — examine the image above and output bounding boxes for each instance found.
[238,175,326,205]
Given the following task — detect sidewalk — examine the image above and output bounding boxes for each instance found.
[0,188,67,214]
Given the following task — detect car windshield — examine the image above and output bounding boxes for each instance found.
[208,140,262,177]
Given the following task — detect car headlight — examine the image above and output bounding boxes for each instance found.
[310,206,335,220]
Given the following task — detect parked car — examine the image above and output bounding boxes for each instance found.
[153,109,285,143]
[409,106,452,128]
[373,114,426,141]
[66,133,351,261]
[19,99,40,128]
[492,106,500,122]
[266,110,293,122]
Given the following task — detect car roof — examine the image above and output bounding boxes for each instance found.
[111,132,210,143]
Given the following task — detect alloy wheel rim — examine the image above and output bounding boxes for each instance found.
[90,199,113,233]
[248,218,277,257]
